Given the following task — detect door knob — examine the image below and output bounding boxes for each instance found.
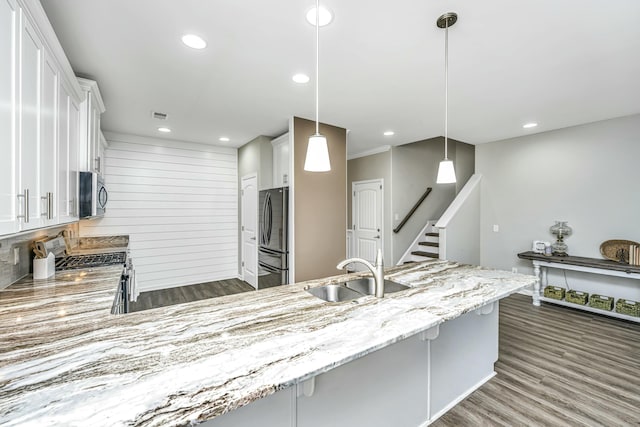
[374,235,380,239]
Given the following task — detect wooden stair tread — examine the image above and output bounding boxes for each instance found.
[425,232,439,237]
[419,241,439,247]
[411,251,439,258]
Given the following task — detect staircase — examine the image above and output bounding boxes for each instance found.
[397,221,440,264]
[411,230,440,261]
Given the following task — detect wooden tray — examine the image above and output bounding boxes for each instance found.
[600,239,639,262]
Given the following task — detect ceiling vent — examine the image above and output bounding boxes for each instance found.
[152,111,168,120]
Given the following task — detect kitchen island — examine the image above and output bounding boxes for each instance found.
[0,260,535,426]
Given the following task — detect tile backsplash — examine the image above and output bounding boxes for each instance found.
[0,223,78,289]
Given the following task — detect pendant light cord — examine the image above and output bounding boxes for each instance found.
[444,18,449,160]
[315,0,320,135]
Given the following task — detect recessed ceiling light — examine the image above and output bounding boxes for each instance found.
[181,34,207,49]
[383,131,395,136]
[292,73,310,84]
[158,127,171,133]
[523,122,538,129]
[306,6,333,26]
[219,137,230,142]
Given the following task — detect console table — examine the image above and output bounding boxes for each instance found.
[518,251,640,323]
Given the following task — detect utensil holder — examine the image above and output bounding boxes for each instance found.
[33,253,55,280]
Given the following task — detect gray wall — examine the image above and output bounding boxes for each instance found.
[477,114,640,299]
[238,135,273,191]
[237,135,274,275]
[347,150,392,263]
[438,175,481,265]
[391,138,474,263]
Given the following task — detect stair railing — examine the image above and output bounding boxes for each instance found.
[393,187,432,233]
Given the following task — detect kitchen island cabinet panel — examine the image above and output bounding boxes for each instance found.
[429,302,499,420]
[296,333,429,427]
[203,388,294,427]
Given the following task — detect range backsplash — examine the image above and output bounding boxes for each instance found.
[0,223,78,289]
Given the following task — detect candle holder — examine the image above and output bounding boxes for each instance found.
[549,221,572,256]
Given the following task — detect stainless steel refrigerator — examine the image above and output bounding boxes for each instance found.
[258,187,289,289]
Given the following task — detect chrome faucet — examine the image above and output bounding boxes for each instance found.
[336,249,385,298]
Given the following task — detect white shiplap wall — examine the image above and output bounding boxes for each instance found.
[80,132,238,292]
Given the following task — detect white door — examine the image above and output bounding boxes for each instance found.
[241,174,258,289]
[352,179,383,267]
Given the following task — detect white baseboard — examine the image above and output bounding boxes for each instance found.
[418,371,497,427]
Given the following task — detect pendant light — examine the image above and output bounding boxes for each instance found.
[304,0,331,172]
[436,12,457,184]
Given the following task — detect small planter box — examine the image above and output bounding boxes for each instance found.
[588,294,614,311]
[566,290,589,305]
[615,298,640,317]
[543,286,565,300]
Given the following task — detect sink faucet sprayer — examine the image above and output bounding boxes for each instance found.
[336,249,385,298]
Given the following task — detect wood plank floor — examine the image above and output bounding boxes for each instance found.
[128,278,254,312]
[433,294,640,427]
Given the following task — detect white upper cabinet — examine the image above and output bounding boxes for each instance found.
[58,80,80,224]
[272,133,290,188]
[0,0,18,235]
[77,77,105,174]
[40,50,58,226]
[0,0,84,237]
[18,12,43,230]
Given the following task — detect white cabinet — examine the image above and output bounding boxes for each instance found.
[98,130,106,174]
[77,77,105,174]
[18,11,44,230]
[40,50,58,227]
[57,80,80,223]
[0,0,18,235]
[271,133,290,187]
[0,0,83,237]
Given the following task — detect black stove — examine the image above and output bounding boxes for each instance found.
[55,252,127,271]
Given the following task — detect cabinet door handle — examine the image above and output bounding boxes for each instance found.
[41,192,54,220]
[17,189,29,223]
[48,192,54,220]
[95,157,101,172]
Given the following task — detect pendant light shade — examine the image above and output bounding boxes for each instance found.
[304,133,331,171]
[435,12,457,184]
[304,0,331,172]
[436,159,456,184]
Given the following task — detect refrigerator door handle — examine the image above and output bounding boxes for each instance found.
[259,246,281,256]
[260,192,269,245]
[259,261,284,274]
[266,193,273,243]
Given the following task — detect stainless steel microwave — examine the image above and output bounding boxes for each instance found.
[79,171,108,218]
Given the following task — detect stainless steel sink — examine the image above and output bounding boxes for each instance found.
[306,284,363,302]
[342,277,410,295]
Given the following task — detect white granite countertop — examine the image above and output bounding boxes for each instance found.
[0,260,536,426]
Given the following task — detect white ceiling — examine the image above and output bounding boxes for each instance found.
[40,0,640,156]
